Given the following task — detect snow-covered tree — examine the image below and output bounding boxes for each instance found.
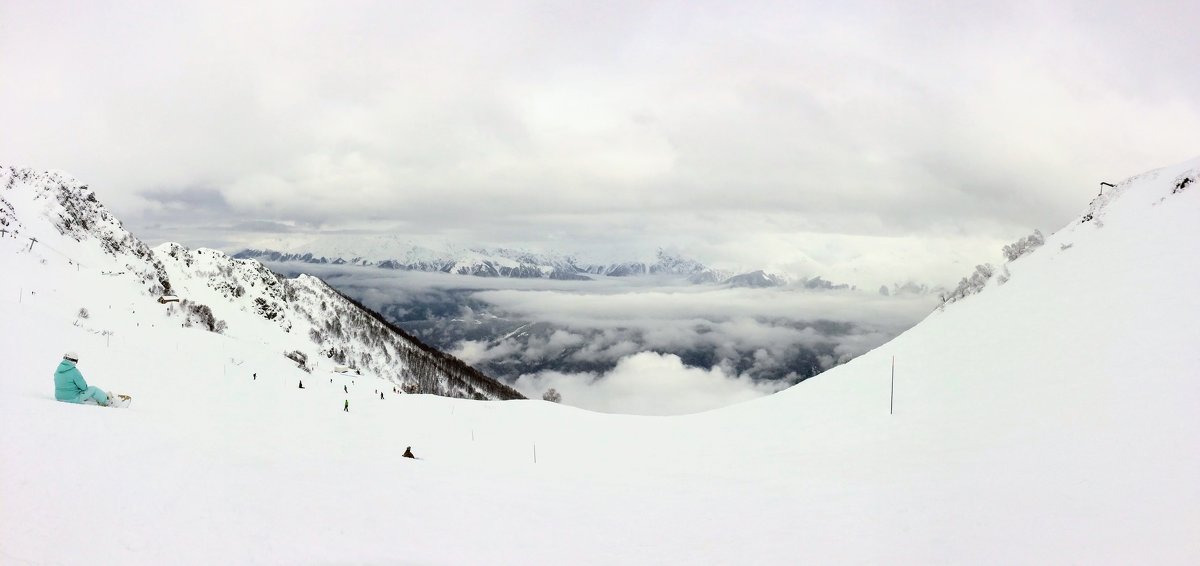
[1002,229,1045,262]
[543,388,562,403]
[940,264,995,309]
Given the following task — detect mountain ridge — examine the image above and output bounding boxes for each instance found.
[1,166,522,400]
[234,246,884,291]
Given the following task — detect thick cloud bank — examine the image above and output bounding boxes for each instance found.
[514,351,788,416]
[3,1,1196,286]
[272,263,937,414]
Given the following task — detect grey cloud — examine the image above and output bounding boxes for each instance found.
[3,0,1197,277]
[139,187,231,213]
[468,286,933,331]
[228,221,297,233]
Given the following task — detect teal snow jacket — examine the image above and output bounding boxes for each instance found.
[54,360,88,402]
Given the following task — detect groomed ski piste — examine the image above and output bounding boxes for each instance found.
[2,158,1199,564]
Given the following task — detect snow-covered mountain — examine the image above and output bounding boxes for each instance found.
[236,245,594,280]
[2,157,1198,564]
[235,245,738,283]
[578,249,732,280]
[722,269,788,288]
[0,167,522,401]
[236,244,866,291]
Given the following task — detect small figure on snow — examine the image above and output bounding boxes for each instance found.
[380,392,384,400]
[403,446,415,459]
[299,380,304,389]
[343,385,348,394]
[253,373,257,381]
[54,352,112,406]
[344,399,349,412]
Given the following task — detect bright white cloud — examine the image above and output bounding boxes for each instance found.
[514,351,788,416]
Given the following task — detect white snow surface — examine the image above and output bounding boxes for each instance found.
[3,158,1200,564]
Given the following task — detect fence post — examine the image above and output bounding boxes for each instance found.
[889,356,895,415]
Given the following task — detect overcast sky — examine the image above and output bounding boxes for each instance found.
[2,0,1196,285]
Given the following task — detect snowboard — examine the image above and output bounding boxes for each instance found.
[90,394,132,408]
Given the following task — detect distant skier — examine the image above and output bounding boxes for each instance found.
[53,352,111,406]
[380,392,384,400]
[253,373,257,381]
[344,399,349,412]
[403,446,415,459]
[299,380,304,389]
[343,385,348,394]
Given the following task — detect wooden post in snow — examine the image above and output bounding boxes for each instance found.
[890,356,895,416]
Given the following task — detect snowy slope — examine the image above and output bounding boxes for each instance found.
[2,158,1199,564]
[0,167,521,401]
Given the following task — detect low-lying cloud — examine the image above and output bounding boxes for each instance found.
[271,262,937,414]
[513,351,789,416]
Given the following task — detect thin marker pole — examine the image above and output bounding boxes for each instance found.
[533,443,537,464]
[890,356,895,415]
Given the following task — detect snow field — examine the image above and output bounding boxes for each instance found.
[2,158,1199,564]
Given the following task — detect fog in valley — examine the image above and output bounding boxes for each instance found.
[270,262,937,414]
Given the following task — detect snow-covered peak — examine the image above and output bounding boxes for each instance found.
[1,166,171,295]
[722,269,787,288]
[1,167,522,401]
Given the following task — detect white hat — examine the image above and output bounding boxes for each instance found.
[63,351,79,362]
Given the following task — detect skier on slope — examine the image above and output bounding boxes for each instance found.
[54,352,112,406]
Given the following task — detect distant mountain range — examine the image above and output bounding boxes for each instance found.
[233,246,876,291]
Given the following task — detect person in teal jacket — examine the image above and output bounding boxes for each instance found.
[54,352,111,406]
